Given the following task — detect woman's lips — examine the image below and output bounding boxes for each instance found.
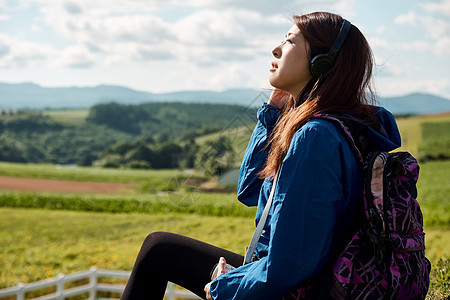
[270,62,278,72]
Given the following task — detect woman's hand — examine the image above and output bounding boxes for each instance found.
[267,88,291,110]
[204,257,228,300]
[204,282,213,300]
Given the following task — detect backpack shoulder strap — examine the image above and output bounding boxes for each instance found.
[313,113,380,224]
[313,113,365,165]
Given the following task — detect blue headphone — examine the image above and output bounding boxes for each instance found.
[309,19,351,79]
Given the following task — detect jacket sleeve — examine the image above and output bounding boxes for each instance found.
[237,103,281,207]
[210,120,359,299]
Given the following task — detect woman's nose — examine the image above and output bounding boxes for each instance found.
[272,46,281,58]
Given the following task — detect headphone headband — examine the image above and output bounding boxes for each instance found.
[328,19,351,61]
[309,19,352,79]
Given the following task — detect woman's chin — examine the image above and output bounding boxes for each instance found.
[268,77,280,89]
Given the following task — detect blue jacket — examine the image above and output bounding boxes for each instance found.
[210,103,401,299]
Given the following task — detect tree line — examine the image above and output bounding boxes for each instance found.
[0,102,257,175]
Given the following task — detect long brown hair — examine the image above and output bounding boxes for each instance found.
[260,12,376,178]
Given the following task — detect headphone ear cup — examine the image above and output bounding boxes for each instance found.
[310,54,335,79]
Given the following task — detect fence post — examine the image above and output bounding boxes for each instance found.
[56,273,65,300]
[89,267,98,300]
[17,283,25,300]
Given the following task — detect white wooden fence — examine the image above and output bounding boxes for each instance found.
[0,267,201,300]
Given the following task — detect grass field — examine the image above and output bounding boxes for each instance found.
[396,112,450,158]
[0,112,449,298]
[41,109,89,126]
[0,207,448,297]
[0,190,256,217]
[0,208,255,288]
[0,162,186,183]
[0,160,448,298]
[0,162,206,194]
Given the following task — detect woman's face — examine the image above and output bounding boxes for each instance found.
[269,25,312,98]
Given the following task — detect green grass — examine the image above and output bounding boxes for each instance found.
[419,122,450,160]
[421,122,450,142]
[0,207,447,299]
[428,257,450,299]
[0,208,255,289]
[0,190,255,217]
[425,228,450,264]
[0,112,449,298]
[417,161,450,227]
[0,161,446,225]
[0,161,189,183]
[396,112,450,158]
[41,109,89,126]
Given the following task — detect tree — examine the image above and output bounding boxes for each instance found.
[96,154,123,168]
[180,139,199,169]
[0,143,26,162]
[124,144,153,162]
[87,102,147,134]
[195,136,236,176]
[150,142,183,169]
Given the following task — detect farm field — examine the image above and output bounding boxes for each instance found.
[0,209,255,288]
[0,175,138,194]
[0,160,448,298]
[0,207,447,292]
[0,162,188,183]
[396,111,450,158]
[0,111,449,298]
[41,109,89,126]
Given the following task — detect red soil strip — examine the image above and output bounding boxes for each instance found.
[0,176,138,194]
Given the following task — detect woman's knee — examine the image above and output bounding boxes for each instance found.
[142,231,173,250]
[134,231,174,266]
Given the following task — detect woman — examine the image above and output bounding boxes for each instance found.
[121,12,401,300]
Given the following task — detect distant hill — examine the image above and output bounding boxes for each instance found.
[0,82,267,109]
[377,93,450,115]
[1,82,450,115]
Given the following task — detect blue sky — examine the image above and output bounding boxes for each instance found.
[0,0,449,98]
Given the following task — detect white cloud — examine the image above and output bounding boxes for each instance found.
[56,45,96,68]
[375,25,388,34]
[368,37,390,51]
[394,11,416,25]
[370,36,432,56]
[295,0,357,17]
[12,0,449,96]
[3,0,359,71]
[395,11,450,41]
[40,4,174,44]
[26,2,290,68]
[63,1,83,15]
[175,8,288,47]
[423,0,450,17]
[132,44,175,61]
[0,40,11,57]
[376,76,450,98]
[394,8,450,55]
[31,24,41,32]
[209,64,261,90]
[0,33,101,69]
[435,37,450,55]
[0,34,56,68]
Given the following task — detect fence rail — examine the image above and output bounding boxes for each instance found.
[0,267,201,300]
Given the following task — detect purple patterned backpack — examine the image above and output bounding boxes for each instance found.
[282,114,431,300]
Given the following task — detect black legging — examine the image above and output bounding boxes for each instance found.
[121,231,244,300]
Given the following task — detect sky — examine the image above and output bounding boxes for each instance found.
[0,0,449,98]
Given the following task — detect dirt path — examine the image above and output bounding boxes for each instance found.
[0,176,139,194]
